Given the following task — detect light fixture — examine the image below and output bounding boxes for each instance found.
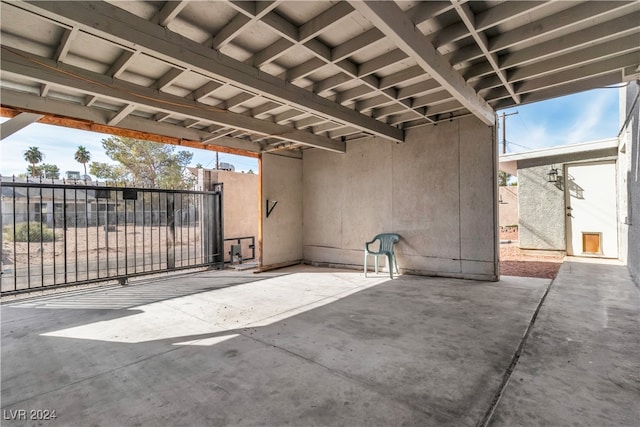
[546,166,559,183]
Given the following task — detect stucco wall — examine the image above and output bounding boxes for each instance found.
[498,186,518,227]
[303,116,497,281]
[622,80,640,280]
[517,165,566,250]
[261,153,303,268]
[209,170,258,241]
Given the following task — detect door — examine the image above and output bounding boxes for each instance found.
[565,162,617,258]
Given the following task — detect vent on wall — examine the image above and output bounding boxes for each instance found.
[582,232,602,254]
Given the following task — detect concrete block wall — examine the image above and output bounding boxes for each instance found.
[261,153,303,268]
[518,165,566,250]
[303,116,498,281]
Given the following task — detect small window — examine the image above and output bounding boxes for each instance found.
[582,232,602,254]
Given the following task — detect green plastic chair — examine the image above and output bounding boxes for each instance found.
[364,233,400,279]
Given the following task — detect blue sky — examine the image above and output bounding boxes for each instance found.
[0,121,259,178]
[0,87,621,177]
[497,87,620,153]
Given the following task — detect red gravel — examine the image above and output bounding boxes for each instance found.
[499,228,563,279]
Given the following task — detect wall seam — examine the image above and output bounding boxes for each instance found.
[458,120,462,274]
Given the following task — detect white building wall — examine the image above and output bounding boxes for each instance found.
[303,116,497,281]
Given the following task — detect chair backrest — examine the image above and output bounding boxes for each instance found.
[374,233,400,253]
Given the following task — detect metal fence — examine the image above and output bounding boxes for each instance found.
[224,236,256,264]
[0,178,223,295]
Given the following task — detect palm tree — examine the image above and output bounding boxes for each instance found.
[23,146,43,177]
[74,146,91,177]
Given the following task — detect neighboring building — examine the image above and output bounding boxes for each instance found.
[500,138,619,257]
[498,80,640,281]
[65,171,91,181]
[0,176,101,227]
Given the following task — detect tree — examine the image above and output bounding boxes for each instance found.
[74,146,91,176]
[37,164,60,179]
[89,162,131,186]
[23,146,43,177]
[91,137,194,189]
[498,170,515,186]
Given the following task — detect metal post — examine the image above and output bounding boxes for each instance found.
[167,193,175,270]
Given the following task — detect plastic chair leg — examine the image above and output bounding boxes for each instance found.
[364,253,368,277]
[375,256,379,274]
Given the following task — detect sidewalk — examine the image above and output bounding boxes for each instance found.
[490,258,640,426]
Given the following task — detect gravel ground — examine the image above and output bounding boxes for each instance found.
[499,228,563,279]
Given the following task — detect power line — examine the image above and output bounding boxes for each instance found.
[499,111,518,154]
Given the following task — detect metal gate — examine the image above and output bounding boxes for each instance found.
[0,178,223,295]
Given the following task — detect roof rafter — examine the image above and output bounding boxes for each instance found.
[451,1,520,105]
[22,0,401,143]
[1,46,345,153]
[0,111,43,140]
[152,1,188,27]
[350,0,495,125]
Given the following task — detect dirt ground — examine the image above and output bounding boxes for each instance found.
[499,227,563,279]
[3,226,562,284]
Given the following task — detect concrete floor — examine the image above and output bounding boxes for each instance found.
[1,262,637,426]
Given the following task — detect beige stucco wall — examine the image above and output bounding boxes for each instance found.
[261,153,303,268]
[498,186,518,227]
[209,170,259,241]
[303,116,498,281]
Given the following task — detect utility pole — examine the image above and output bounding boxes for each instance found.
[215,151,219,170]
[500,111,518,154]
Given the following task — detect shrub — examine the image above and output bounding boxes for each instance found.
[4,222,57,242]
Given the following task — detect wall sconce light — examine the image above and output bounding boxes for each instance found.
[546,166,559,183]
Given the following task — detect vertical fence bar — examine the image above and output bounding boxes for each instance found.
[124,196,128,276]
[142,192,146,273]
[201,194,206,265]
[52,189,57,285]
[133,194,137,274]
[115,193,119,275]
[187,194,191,267]
[85,188,89,281]
[167,193,175,270]
[63,187,67,284]
[26,186,31,289]
[180,192,184,268]
[96,196,100,279]
[12,185,17,292]
[39,185,44,287]
[74,188,78,283]
[105,195,109,277]
[158,193,162,269]
[150,192,154,270]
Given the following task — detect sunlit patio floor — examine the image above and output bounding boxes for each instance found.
[1,262,637,426]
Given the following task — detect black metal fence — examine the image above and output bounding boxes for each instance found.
[0,178,223,295]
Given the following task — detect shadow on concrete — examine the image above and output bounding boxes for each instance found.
[2,269,549,426]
